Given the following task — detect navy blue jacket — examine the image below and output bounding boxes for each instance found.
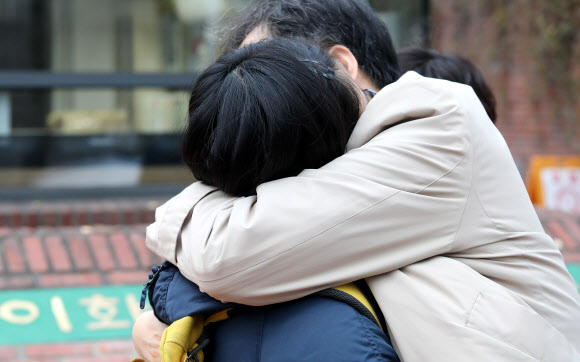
[143,262,399,362]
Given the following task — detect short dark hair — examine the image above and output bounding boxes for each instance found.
[398,47,497,123]
[182,38,361,196]
[221,0,400,89]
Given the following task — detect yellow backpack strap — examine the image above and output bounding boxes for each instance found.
[315,282,383,331]
[159,315,206,362]
[204,308,233,326]
[156,309,233,362]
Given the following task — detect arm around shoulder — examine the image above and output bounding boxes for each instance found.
[147,73,475,305]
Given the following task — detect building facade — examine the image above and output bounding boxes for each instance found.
[0,0,428,200]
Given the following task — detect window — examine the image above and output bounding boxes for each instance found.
[0,0,428,198]
[370,0,429,48]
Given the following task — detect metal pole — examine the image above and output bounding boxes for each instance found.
[0,92,10,135]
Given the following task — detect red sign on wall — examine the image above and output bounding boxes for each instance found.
[540,167,580,214]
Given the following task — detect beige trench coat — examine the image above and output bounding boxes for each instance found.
[147,72,580,361]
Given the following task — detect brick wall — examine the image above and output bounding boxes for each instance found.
[1,203,579,362]
[430,0,580,176]
[0,225,162,290]
[0,199,161,229]
[0,213,163,361]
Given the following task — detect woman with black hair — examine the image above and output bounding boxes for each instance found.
[134,38,398,362]
[182,38,361,197]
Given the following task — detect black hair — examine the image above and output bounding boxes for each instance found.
[220,0,400,89]
[182,38,361,196]
[398,47,497,123]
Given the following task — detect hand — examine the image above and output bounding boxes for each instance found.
[132,310,168,362]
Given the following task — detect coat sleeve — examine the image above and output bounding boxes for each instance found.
[149,264,235,324]
[146,76,476,305]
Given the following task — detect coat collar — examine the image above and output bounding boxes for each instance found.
[347,71,464,151]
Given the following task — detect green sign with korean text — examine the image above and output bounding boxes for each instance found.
[568,263,580,293]
[0,285,148,345]
[0,265,579,346]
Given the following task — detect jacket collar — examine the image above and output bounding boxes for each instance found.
[347,71,453,151]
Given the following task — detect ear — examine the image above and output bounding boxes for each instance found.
[328,45,377,91]
[328,45,359,81]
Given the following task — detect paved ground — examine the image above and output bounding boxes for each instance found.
[0,201,578,362]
